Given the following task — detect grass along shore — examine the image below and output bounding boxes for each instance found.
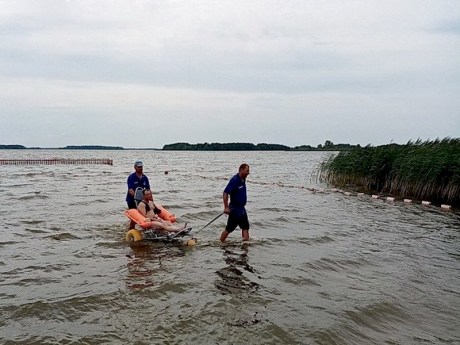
[319,138,460,208]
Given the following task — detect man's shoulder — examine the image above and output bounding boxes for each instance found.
[230,173,240,181]
[128,173,149,180]
[225,174,240,191]
[128,172,137,179]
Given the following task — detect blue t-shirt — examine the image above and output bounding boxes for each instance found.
[126,173,150,203]
[224,173,247,212]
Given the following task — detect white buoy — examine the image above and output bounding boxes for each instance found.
[371,195,380,199]
[357,193,364,196]
[441,204,451,210]
[344,192,351,196]
[386,197,395,202]
[404,199,412,203]
[421,201,431,205]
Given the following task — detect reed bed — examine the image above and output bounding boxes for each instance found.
[319,138,460,207]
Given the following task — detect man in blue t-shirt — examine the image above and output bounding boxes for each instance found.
[126,160,150,209]
[220,163,250,242]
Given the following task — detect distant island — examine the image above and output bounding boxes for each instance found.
[162,141,358,151]
[0,145,27,149]
[0,141,359,151]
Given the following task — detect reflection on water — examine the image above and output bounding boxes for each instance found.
[215,244,259,295]
[0,150,459,344]
[126,243,189,290]
[214,244,266,329]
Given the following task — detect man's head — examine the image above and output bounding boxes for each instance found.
[134,160,143,172]
[142,188,153,200]
[238,163,250,180]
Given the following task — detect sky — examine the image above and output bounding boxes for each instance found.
[1,0,459,148]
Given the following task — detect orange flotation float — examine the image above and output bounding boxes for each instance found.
[124,204,176,228]
[154,204,177,223]
[125,209,152,229]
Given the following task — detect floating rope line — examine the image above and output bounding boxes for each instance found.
[166,174,455,211]
[0,158,113,165]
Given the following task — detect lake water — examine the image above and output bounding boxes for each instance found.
[0,150,459,344]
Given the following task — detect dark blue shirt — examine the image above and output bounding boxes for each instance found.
[126,173,150,203]
[224,173,247,211]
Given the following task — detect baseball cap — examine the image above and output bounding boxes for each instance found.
[134,160,143,167]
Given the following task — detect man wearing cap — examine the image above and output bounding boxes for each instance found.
[126,161,150,209]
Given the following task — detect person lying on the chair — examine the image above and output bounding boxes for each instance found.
[137,189,187,233]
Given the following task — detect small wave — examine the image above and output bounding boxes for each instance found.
[281,276,321,287]
[303,257,370,273]
[0,240,21,247]
[4,263,71,277]
[344,301,409,332]
[46,233,80,240]
[311,300,412,343]
[20,219,45,225]
[70,198,108,205]
[448,251,460,261]
[296,235,334,245]
[18,276,63,286]
[6,292,127,322]
[181,210,223,220]
[21,194,49,200]
[261,235,334,247]
[272,216,290,222]
[259,207,286,212]
[310,328,365,345]
[24,228,49,234]
[95,241,126,252]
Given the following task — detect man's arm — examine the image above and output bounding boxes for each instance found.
[127,174,136,197]
[223,192,230,214]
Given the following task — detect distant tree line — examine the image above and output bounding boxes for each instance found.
[0,145,123,150]
[1,141,358,151]
[0,145,27,149]
[162,142,291,151]
[163,141,358,151]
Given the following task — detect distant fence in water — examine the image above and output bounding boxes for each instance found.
[0,158,113,166]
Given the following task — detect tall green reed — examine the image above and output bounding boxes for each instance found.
[319,138,460,206]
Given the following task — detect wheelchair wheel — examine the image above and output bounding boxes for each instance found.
[126,229,143,242]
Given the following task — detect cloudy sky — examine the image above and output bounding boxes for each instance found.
[1,0,459,148]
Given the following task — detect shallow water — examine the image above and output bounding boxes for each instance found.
[0,150,459,344]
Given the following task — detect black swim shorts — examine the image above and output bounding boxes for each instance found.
[225,210,250,233]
